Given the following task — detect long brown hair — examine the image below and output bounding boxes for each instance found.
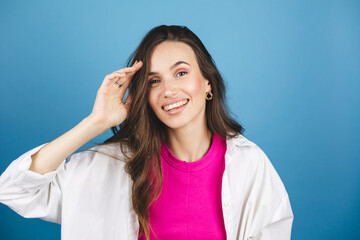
[86,25,244,239]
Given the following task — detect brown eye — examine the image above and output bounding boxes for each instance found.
[149,79,160,85]
[176,71,188,77]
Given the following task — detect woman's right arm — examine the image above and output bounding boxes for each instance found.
[28,116,106,175]
[0,60,143,222]
[29,60,143,175]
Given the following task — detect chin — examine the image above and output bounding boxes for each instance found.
[161,119,189,130]
[164,122,186,130]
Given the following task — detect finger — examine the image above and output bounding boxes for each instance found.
[134,60,143,69]
[111,71,132,98]
[117,76,132,97]
[113,61,142,75]
[121,61,143,77]
[112,61,143,85]
[124,60,143,72]
[100,73,126,89]
[103,61,143,88]
[107,72,126,80]
[123,94,133,110]
[101,73,124,88]
[124,93,133,105]
[113,67,136,75]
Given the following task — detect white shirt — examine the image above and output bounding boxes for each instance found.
[0,134,294,240]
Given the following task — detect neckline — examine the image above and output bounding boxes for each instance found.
[161,132,221,172]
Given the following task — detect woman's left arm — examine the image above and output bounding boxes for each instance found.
[256,193,293,239]
[249,148,294,240]
[233,144,294,240]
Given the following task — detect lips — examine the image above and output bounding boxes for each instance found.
[162,99,189,112]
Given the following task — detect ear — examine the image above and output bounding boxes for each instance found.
[206,79,211,91]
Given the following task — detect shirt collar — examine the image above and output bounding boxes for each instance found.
[225,134,254,166]
[226,133,254,148]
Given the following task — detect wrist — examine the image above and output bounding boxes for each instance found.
[83,115,109,135]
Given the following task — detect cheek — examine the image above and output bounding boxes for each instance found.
[186,78,204,96]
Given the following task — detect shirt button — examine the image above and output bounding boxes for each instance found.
[223,201,229,207]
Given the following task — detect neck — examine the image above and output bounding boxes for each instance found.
[166,121,213,163]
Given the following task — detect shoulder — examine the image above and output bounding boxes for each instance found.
[226,133,277,174]
[225,135,294,237]
[226,133,266,165]
[60,143,132,200]
[226,133,289,197]
[64,142,131,177]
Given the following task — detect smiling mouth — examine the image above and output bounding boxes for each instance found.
[162,99,189,111]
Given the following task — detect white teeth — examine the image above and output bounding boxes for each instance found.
[163,99,188,111]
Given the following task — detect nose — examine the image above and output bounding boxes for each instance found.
[163,79,177,98]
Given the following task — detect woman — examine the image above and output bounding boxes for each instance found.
[0,25,293,240]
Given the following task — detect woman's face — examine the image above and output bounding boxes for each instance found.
[147,41,211,131]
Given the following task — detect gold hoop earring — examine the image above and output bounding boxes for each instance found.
[205,91,213,100]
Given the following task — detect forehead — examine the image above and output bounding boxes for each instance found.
[150,41,197,70]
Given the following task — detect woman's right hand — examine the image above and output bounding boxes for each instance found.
[88,60,143,130]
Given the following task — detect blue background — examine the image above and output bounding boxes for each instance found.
[1,0,359,239]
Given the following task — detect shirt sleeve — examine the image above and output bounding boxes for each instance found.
[0,143,68,224]
[254,193,293,240]
[240,146,294,240]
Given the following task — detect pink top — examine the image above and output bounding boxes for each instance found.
[138,133,227,240]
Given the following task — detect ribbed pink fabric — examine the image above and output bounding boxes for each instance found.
[138,133,227,240]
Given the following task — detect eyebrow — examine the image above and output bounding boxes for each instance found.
[148,61,190,77]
